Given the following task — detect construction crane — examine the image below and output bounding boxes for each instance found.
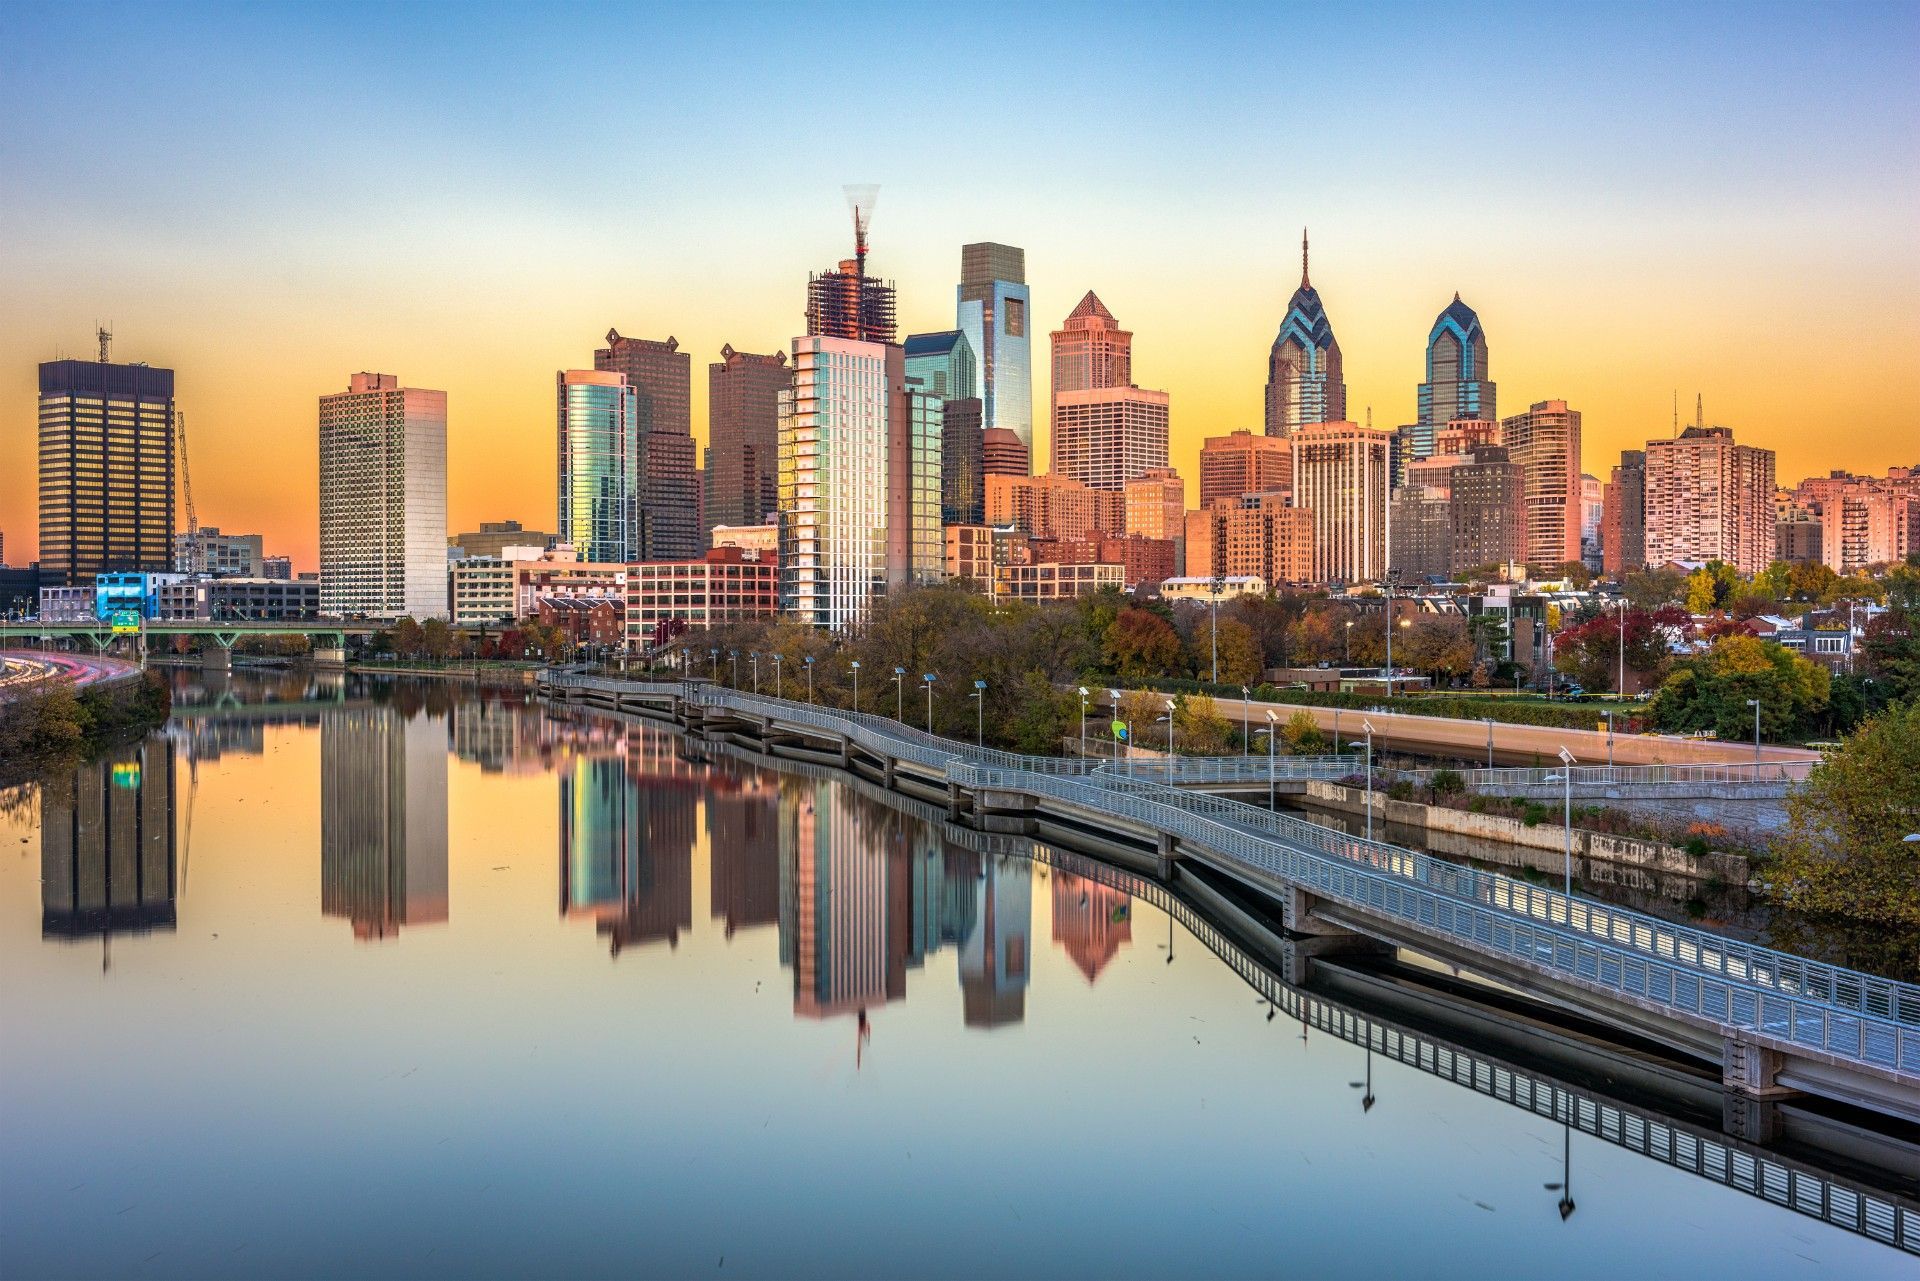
[177,409,199,574]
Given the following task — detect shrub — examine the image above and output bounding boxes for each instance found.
[1429,768,1465,794]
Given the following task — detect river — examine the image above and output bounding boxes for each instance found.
[1,672,1912,1278]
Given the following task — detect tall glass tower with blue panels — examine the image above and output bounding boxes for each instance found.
[1415,292,1495,453]
[1264,231,1346,437]
[956,243,1032,457]
[556,369,639,563]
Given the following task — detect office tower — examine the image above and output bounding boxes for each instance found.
[1185,494,1314,587]
[555,369,640,564]
[173,526,263,577]
[940,397,985,526]
[705,345,791,533]
[887,370,944,592]
[957,242,1033,454]
[318,372,447,620]
[40,741,177,939]
[1264,232,1346,437]
[1414,293,1495,450]
[1199,429,1292,506]
[1645,423,1776,576]
[805,187,896,343]
[1601,449,1647,577]
[981,428,1030,476]
[595,331,701,559]
[903,330,977,401]
[1449,444,1526,575]
[320,704,448,940]
[1291,420,1391,583]
[1050,870,1132,984]
[1389,455,1456,580]
[1580,473,1605,569]
[986,473,1125,541]
[1501,399,1583,569]
[1051,387,1170,490]
[1125,465,1186,575]
[38,355,175,586]
[1051,291,1131,397]
[778,335,890,627]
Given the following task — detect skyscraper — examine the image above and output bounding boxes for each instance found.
[1050,291,1131,396]
[888,368,944,592]
[1051,387,1170,491]
[956,242,1033,455]
[981,428,1030,477]
[705,345,791,533]
[595,331,701,559]
[1602,449,1647,577]
[905,330,985,525]
[1414,293,1495,455]
[1645,423,1777,575]
[939,397,985,526]
[778,335,892,628]
[38,355,175,586]
[1292,419,1390,583]
[1501,400,1583,569]
[1264,232,1346,437]
[903,330,977,402]
[1449,444,1527,575]
[555,369,639,564]
[318,372,447,619]
[805,187,895,343]
[1199,429,1292,506]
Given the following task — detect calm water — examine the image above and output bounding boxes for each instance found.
[1,673,1910,1279]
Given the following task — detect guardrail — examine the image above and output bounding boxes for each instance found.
[1109,755,1357,785]
[1399,762,1813,789]
[540,670,1919,1082]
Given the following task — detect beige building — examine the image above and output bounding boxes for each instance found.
[1501,400,1582,569]
[1124,466,1186,575]
[994,561,1122,602]
[1820,483,1919,574]
[944,524,1029,590]
[1292,419,1391,584]
[985,473,1125,542]
[1644,424,1776,576]
[1198,429,1291,507]
[1052,386,1170,491]
[1185,494,1313,588]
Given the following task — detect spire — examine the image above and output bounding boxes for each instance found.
[1301,228,1311,287]
[1695,392,1704,430]
[1453,291,1461,303]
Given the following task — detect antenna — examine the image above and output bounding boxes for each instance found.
[1301,228,1311,287]
[1672,390,1678,436]
[1695,392,1704,431]
[843,184,879,277]
[97,325,112,363]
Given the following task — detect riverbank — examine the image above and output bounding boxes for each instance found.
[0,669,172,787]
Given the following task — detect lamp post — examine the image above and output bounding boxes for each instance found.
[729,649,739,687]
[1209,575,1223,683]
[1360,718,1377,842]
[1164,698,1177,757]
[1603,711,1615,768]
[1334,708,1341,754]
[1616,597,1627,700]
[1078,686,1090,758]
[709,648,719,682]
[1545,1121,1576,1222]
[972,679,987,746]
[804,654,814,704]
[1241,686,1251,756]
[1108,688,1126,774]
[1344,619,1353,665]
[1262,708,1279,811]
[1746,697,1761,762]
[850,660,860,711]
[749,651,759,694]
[1546,746,1577,897]
[892,666,905,722]
[772,652,783,699]
[923,672,936,734]
[1485,717,1495,769]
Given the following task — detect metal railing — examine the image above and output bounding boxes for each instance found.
[1399,761,1813,789]
[541,670,1920,1080]
[1108,755,1357,785]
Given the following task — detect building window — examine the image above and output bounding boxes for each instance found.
[1003,297,1025,338]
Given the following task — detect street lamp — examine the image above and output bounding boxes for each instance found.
[1545,1121,1576,1222]
[923,672,937,734]
[892,666,905,722]
[1544,745,1578,897]
[749,650,760,694]
[708,648,719,682]
[1261,708,1279,811]
[1078,686,1090,758]
[850,660,860,711]
[1616,597,1627,700]
[972,678,987,746]
[1241,686,1251,756]
[1745,698,1762,762]
[1344,619,1353,665]
[1108,688,1126,773]
[1163,697,1177,757]
[1359,719,1378,841]
[772,652,783,699]
[1209,575,1223,683]
[1485,717,1495,770]
[804,654,815,704]
[1603,710,1615,769]
[1334,707,1341,754]
[729,649,739,687]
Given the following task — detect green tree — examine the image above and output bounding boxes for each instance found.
[1007,670,1075,755]
[1623,567,1688,610]
[1280,708,1325,754]
[1105,607,1181,682]
[1172,693,1232,755]
[1766,702,1920,926]
[1650,633,1830,742]
[422,617,455,659]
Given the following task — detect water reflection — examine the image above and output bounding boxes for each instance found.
[320,704,448,940]
[40,740,178,946]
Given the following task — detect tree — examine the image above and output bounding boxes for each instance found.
[1115,689,1168,748]
[1395,616,1474,685]
[1186,618,1262,685]
[390,616,426,659]
[422,617,454,659]
[1007,670,1075,755]
[1104,607,1181,682]
[1766,702,1920,926]
[1650,633,1830,742]
[1623,567,1688,610]
[1280,709,1325,754]
[1172,693,1232,755]
[1858,599,1919,706]
[1684,561,1739,614]
[1551,605,1681,693]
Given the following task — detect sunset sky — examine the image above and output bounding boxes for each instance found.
[3,1,1916,571]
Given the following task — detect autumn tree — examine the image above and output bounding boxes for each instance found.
[1650,633,1830,742]
[1280,709,1325,754]
[390,616,426,659]
[1172,693,1233,755]
[1551,605,1683,694]
[1105,607,1181,682]
[1395,616,1474,686]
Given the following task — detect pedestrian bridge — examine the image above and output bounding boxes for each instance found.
[541,671,1920,1126]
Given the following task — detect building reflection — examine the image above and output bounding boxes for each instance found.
[41,740,178,943]
[558,728,698,955]
[1050,870,1133,984]
[449,694,550,775]
[320,704,449,941]
[708,763,780,937]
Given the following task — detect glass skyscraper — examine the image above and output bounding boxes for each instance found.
[778,336,891,628]
[556,369,639,563]
[1264,232,1346,437]
[956,242,1032,457]
[318,372,447,620]
[1410,292,1496,459]
[902,330,977,401]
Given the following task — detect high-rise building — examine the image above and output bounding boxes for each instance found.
[1185,494,1314,587]
[1051,386,1170,491]
[906,330,985,522]
[1417,293,1495,435]
[804,188,895,343]
[709,770,780,937]
[1291,419,1390,583]
[939,397,985,526]
[1501,400,1583,569]
[1644,423,1776,576]
[982,428,1030,477]
[1601,450,1647,577]
[450,519,551,559]
[1389,454,1457,581]
[173,526,263,578]
[321,704,448,940]
[903,329,977,402]
[38,356,175,586]
[1124,466,1186,544]
[1580,473,1605,570]
[1435,418,1500,455]
[1264,232,1346,437]
[1776,503,1823,565]
[705,345,792,533]
[985,473,1125,542]
[1448,444,1526,575]
[888,374,944,593]
[1819,483,1919,575]
[777,335,890,628]
[957,242,1033,454]
[318,372,447,619]
[595,331,701,559]
[1050,291,1131,399]
[1199,429,1292,506]
[555,369,640,565]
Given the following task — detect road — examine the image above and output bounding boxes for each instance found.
[0,650,141,700]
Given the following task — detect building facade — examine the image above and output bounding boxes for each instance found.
[173,526,263,578]
[778,335,891,628]
[38,357,175,586]
[1820,484,1920,574]
[556,369,639,564]
[1388,455,1456,581]
[1199,429,1291,507]
[1291,420,1390,583]
[1644,424,1776,576]
[982,428,1030,477]
[1051,386,1170,491]
[318,372,447,620]
[157,576,319,622]
[705,345,792,534]
[1185,494,1314,588]
[1416,293,1495,443]
[1601,450,1646,577]
[1501,399,1583,569]
[595,331,701,559]
[1264,233,1346,436]
[956,242,1032,454]
[1050,291,1131,402]
[1449,445,1526,575]
[939,397,985,526]
[985,473,1125,542]
[624,546,780,650]
[450,519,551,559]
[994,561,1123,602]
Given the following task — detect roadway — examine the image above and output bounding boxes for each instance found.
[0,649,141,700]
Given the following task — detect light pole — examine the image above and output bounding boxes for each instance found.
[1334,708,1341,754]
[1360,718,1377,842]
[1163,698,1177,757]
[1616,597,1627,700]
[1108,688,1126,773]
[1603,711,1615,768]
[1746,698,1761,762]
[1344,619,1353,665]
[1545,1121,1576,1222]
[1241,686,1251,756]
[1546,746,1577,897]
[972,678,987,746]
[892,666,905,722]
[850,660,860,711]
[749,651,759,694]
[1485,717,1495,769]
[1078,686,1090,758]
[804,654,814,704]
[1382,575,1396,695]
[729,649,739,687]
[1262,708,1279,811]
[1209,575,1223,683]
[923,672,936,734]
[772,652,783,699]
[709,648,719,682]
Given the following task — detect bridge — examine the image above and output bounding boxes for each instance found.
[0,619,378,668]
[542,672,1919,1127]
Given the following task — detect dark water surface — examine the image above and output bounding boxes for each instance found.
[1,675,1910,1278]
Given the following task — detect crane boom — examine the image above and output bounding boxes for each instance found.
[177,409,198,574]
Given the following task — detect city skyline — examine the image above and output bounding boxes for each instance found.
[2,3,1917,571]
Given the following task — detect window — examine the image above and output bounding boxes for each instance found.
[1003,297,1025,338]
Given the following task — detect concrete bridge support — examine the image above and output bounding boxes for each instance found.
[200,645,232,673]
[313,645,346,669]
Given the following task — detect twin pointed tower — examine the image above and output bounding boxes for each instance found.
[1263,230,1347,437]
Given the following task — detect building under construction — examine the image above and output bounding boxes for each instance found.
[805,185,896,343]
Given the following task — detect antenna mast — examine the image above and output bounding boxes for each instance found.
[97,325,112,363]
[843,184,879,280]
[1695,393,1704,431]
